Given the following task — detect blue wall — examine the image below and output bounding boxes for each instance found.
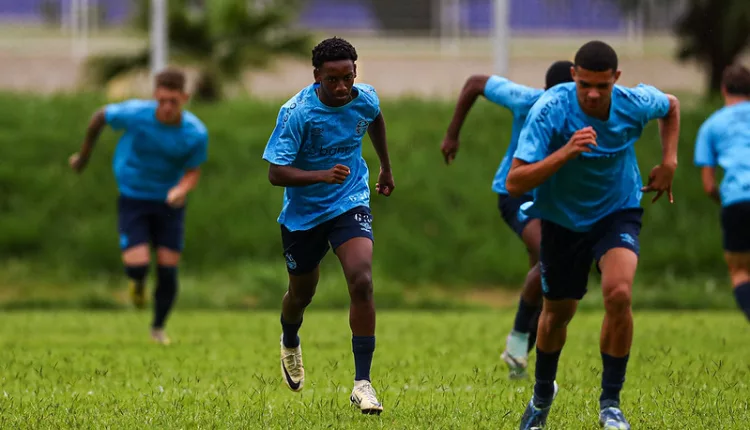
[0,0,625,32]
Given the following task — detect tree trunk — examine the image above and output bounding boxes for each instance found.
[708,55,729,95]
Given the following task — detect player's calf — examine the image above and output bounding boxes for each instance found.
[125,265,149,309]
[726,253,750,321]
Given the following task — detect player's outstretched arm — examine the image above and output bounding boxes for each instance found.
[641,94,680,203]
[69,108,107,173]
[506,127,597,197]
[367,113,394,196]
[442,75,490,164]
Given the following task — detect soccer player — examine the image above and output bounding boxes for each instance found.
[441,60,575,379]
[507,41,680,429]
[694,64,750,322]
[262,37,394,415]
[69,68,208,346]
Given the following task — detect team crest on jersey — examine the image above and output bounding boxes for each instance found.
[355,119,369,136]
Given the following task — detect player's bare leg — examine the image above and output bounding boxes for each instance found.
[725,252,750,321]
[598,248,638,429]
[122,244,150,310]
[280,269,318,392]
[148,248,181,345]
[336,237,382,415]
[503,219,542,378]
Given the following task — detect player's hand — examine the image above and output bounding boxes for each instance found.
[68,152,88,173]
[376,167,395,196]
[563,127,597,159]
[323,164,350,184]
[641,162,677,203]
[441,136,460,165]
[166,187,187,208]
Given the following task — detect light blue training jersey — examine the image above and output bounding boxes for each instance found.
[262,83,381,231]
[483,76,544,195]
[514,82,671,232]
[105,99,208,201]
[694,101,750,207]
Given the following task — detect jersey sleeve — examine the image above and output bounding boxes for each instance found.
[513,94,563,163]
[694,119,717,167]
[104,99,145,130]
[627,84,671,124]
[358,84,381,119]
[262,104,305,166]
[185,131,208,169]
[483,76,543,114]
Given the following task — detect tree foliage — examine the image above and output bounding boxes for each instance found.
[87,0,313,101]
[619,0,750,94]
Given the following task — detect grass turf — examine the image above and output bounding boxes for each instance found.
[0,310,747,428]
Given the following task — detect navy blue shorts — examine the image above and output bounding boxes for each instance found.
[117,196,185,252]
[539,208,643,301]
[721,201,750,252]
[280,206,374,275]
[498,193,537,238]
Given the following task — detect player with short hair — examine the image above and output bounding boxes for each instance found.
[507,41,680,429]
[262,37,394,415]
[441,60,575,379]
[694,63,750,322]
[69,68,208,346]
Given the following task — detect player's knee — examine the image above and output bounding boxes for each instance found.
[602,282,632,315]
[348,270,373,303]
[543,307,575,329]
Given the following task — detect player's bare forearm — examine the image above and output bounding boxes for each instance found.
[79,109,107,159]
[445,75,489,139]
[174,168,201,194]
[701,167,721,204]
[368,113,392,171]
[658,94,680,168]
[268,164,326,187]
[506,152,571,197]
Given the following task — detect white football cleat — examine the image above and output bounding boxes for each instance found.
[280,334,304,392]
[350,380,383,415]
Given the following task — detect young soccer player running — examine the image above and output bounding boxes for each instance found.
[694,64,750,322]
[507,41,680,429]
[69,69,208,346]
[441,60,574,379]
[262,37,394,415]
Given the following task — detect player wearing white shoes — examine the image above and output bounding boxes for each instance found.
[441,60,575,378]
[264,37,395,415]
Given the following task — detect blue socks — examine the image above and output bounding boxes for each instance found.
[153,266,178,329]
[600,353,629,409]
[513,297,540,334]
[534,348,561,406]
[281,315,302,348]
[352,336,376,382]
[125,265,148,285]
[733,282,750,321]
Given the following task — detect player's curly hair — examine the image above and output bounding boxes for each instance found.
[312,37,358,69]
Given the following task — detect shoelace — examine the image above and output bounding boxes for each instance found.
[282,352,302,377]
[358,384,379,404]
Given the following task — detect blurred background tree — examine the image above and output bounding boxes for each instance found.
[618,0,750,95]
[86,0,313,102]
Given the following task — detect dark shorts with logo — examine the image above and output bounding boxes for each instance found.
[280,206,374,275]
[539,208,643,301]
[721,201,750,252]
[117,195,185,252]
[498,193,537,238]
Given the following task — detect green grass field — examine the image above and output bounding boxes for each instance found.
[1,310,747,428]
